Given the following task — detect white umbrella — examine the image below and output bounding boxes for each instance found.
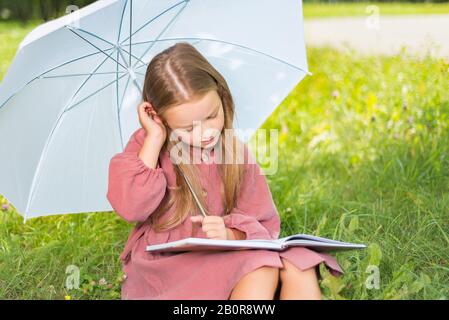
[0,0,310,220]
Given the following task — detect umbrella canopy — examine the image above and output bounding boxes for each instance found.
[0,0,310,220]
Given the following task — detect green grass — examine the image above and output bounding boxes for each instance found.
[1,13,449,299]
[0,20,39,80]
[303,2,449,19]
[259,46,449,299]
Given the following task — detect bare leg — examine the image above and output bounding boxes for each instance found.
[279,257,322,300]
[229,266,280,300]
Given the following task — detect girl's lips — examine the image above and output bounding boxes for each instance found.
[201,136,214,144]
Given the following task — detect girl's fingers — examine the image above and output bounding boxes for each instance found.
[146,108,161,120]
[154,118,163,126]
[141,104,162,123]
[141,102,155,115]
[206,229,227,240]
[205,216,224,223]
[190,216,203,223]
[140,102,151,109]
[202,224,225,233]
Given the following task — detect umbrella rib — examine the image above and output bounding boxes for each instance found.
[64,47,120,112]
[25,57,126,216]
[117,0,129,44]
[119,0,189,46]
[24,48,122,213]
[117,47,147,70]
[66,73,128,112]
[129,0,132,67]
[116,47,147,70]
[67,27,127,70]
[115,0,129,150]
[126,51,147,69]
[118,75,131,113]
[70,26,146,69]
[116,48,130,68]
[0,49,115,110]
[131,1,190,70]
[40,71,127,79]
[125,51,145,66]
[131,37,309,75]
[25,73,128,214]
[116,45,123,150]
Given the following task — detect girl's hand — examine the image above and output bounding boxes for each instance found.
[190,215,230,240]
[138,101,167,146]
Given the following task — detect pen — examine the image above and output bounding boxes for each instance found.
[179,168,208,217]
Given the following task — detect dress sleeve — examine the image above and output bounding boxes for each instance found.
[106,128,167,223]
[222,144,281,240]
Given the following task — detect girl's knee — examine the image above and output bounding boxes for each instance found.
[243,266,280,286]
[256,266,280,278]
[235,266,280,288]
[230,266,280,300]
[279,257,318,283]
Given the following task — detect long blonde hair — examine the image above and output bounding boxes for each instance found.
[141,42,245,233]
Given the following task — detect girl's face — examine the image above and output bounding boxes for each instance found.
[163,90,225,149]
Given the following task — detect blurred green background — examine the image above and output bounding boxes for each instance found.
[0,0,449,23]
[0,1,448,300]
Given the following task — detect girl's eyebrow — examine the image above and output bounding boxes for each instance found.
[179,103,220,129]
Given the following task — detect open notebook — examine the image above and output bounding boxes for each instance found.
[146,233,367,253]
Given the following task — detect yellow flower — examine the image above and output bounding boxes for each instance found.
[65,295,71,300]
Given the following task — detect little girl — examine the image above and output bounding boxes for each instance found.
[106,42,343,300]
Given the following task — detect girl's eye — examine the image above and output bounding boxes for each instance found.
[183,112,218,132]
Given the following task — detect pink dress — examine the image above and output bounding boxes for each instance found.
[106,128,343,300]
